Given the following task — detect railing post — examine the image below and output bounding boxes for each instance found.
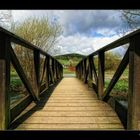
[50,58,54,84]
[83,59,87,82]
[46,56,50,88]
[127,34,140,130]
[0,33,10,130]
[88,56,93,82]
[98,51,104,99]
[34,50,40,99]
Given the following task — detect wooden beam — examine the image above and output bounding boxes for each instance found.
[127,34,140,130]
[34,50,40,99]
[0,33,10,130]
[10,95,32,122]
[92,56,98,85]
[88,56,93,81]
[103,49,129,102]
[10,47,39,102]
[46,56,50,88]
[40,57,47,86]
[98,51,105,99]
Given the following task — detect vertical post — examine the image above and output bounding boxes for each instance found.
[127,34,140,130]
[83,59,87,82]
[34,50,40,99]
[98,51,104,99]
[50,58,54,84]
[46,56,50,88]
[80,63,82,80]
[88,56,93,81]
[0,33,10,130]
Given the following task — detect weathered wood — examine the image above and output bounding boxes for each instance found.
[92,57,98,84]
[88,56,93,81]
[10,95,32,122]
[103,49,129,102]
[16,123,123,130]
[0,33,10,130]
[50,59,54,84]
[83,59,87,82]
[15,78,123,130]
[88,56,98,85]
[10,47,39,102]
[98,51,104,99]
[40,57,47,85]
[34,50,40,98]
[0,27,63,130]
[127,34,140,130]
[45,56,49,88]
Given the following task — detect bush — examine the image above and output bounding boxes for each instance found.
[93,52,121,71]
[105,52,120,71]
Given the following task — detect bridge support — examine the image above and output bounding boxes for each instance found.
[98,51,104,99]
[128,34,140,130]
[0,33,10,130]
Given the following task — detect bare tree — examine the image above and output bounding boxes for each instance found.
[121,10,140,34]
[11,17,62,87]
[12,17,62,52]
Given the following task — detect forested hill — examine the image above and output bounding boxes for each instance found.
[54,53,86,66]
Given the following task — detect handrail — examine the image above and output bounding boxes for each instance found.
[0,27,63,129]
[76,28,140,129]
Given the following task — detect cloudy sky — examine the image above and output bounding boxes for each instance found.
[11,10,131,56]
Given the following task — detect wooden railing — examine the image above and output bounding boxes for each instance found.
[76,29,140,130]
[0,27,63,130]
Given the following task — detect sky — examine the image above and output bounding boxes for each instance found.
[7,10,135,55]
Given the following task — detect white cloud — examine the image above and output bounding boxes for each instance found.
[48,34,120,56]
[11,10,135,56]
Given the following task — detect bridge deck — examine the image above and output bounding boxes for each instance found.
[15,78,124,130]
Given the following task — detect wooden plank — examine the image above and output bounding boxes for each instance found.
[25,106,113,111]
[16,123,124,130]
[18,116,121,124]
[127,34,140,130]
[20,110,117,117]
[103,49,129,102]
[47,99,99,103]
[0,33,10,130]
[13,78,123,130]
[35,103,109,108]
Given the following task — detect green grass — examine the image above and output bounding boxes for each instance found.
[10,78,22,88]
[105,79,128,93]
[104,73,128,101]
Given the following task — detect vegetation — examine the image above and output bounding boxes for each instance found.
[55,53,85,74]
[10,17,62,86]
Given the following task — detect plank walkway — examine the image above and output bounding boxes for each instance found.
[14,77,124,130]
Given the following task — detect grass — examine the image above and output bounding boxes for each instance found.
[10,69,27,105]
[104,69,128,101]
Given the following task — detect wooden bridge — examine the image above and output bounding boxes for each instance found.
[0,27,140,130]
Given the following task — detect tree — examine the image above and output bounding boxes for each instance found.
[121,10,140,34]
[11,17,62,87]
[12,17,62,51]
[0,10,13,30]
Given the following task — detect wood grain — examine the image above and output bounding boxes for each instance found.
[15,78,124,130]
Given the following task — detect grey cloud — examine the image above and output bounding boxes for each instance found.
[55,10,126,36]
